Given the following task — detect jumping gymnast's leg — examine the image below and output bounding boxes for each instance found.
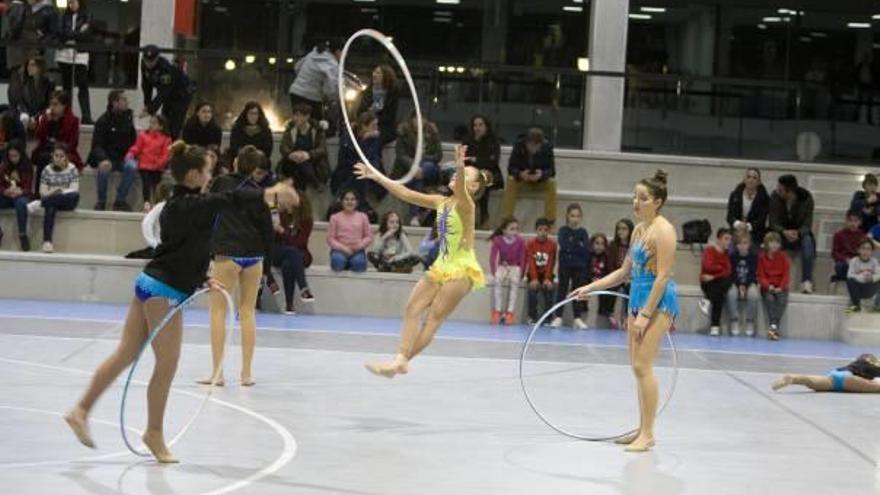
[141,298,183,463]
[408,278,472,359]
[66,297,149,448]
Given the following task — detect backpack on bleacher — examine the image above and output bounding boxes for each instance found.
[680,219,711,253]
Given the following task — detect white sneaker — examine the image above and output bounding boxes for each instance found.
[573,318,588,330]
[801,281,813,294]
[745,321,756,337]
[729,320,741,336]
[709,326,721,336]
[41,241,54,253]
[549,316,563,328]
[698,298,711,316]
[27,200,43,214]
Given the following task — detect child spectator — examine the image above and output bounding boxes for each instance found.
[600,218,634,329]
[551,203,591,329]
[327,189,372,272]
[700,228,734,336]
[727,232,760,337]
[419,225,440,270]
[758,231,791,341]
[38,143,79,253]
[846,239,880,313]
[489,217,526,325]
[126,114,172,212]
[850,173,880,232]
[526,218,557,325]
[590,233,612,321]
[369,211,421,273]
[833,210,866,283]
[272,189,316,315]
[0,140,34,251]
[32,90,83,185]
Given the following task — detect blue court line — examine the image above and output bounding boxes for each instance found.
[0,298,877,360]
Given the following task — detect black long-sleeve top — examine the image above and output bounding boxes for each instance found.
[208,173,274,270]
[144,185,263,294]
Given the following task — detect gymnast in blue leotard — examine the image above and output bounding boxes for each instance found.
[571,169,677,453]
[772,354,880,393]
[65,142,298,463]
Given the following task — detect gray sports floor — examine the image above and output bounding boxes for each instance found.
[0,305,877,495]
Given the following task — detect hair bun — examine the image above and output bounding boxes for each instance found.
[169,140,188,157]
[653,169,668,185]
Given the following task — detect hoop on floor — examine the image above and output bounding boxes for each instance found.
[119,287,235,458]
[519,290,679,442]
[338,28,423,184]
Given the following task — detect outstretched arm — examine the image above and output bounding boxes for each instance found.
[354,161,445,209]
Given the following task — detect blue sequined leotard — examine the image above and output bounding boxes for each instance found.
[628,241,679,319]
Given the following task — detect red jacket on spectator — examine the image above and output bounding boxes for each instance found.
[33,107,83,169]
[276,212,313,268]
[526,237,557,282]
[832,227,865,263]
[757,250,791,291]
[701,245,732,279]
[126,130,172,172]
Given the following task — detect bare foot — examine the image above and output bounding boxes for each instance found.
[624,435,655,453]
[64,406,95,449]
[142,430,178,464]
[241,377,255,387]
[614,430,640,445]
[772,375,793,391]
[195,376,225,386]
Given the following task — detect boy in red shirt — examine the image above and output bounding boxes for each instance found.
[700,228,733,336]
[832,210,865,282]
[758,231,791,341]
[526,218,557,325]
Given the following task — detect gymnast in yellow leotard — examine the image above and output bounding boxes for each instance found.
[354,145,490,377]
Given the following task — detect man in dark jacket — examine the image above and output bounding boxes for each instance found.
[88,90,136,211]
[501,127,557,223]
[140,45,193,139]
[769,174,816,293]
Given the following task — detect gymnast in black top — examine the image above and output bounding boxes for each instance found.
[64,141,298,463]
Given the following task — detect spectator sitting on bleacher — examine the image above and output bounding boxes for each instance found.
[32,90,83,186]
[393,112,442,226]
[0,140,33,251]
[463,114,502,229]
[368,211,421,273]
[769,174,816,294]
[726,167,769,247]
[727,232,760,337]
[501,128,557,225]
[699,228,733,337]
[88,89,137,211]
[229,101,274,161]
[356,64,400,146]
[277,103,329,191]
[37,143,79,254]
[846,239,880,313]
[271,189,315,315]
[832,210,866,284]
[332,111,381,201]
[126,114,171,212]
[758,231,790,341]
[181,102,222,149]
[850,173,879,233]
[526,217,557,325]
[7,56,53,131]
[327,189,372,273]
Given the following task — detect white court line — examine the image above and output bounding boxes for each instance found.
[0,355,298,495]
[0,313,859,362]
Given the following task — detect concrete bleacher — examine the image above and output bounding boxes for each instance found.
[1,127,870,340]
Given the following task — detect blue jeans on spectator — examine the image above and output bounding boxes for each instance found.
[330,249,367,272]
[96,159,137,206]
[272,245,309,308]
[406,160,440,222]
[42,192,79,242]
[783,232,816,283]
[846,278,880,307]
[833,260,849,282]
[0,194,30,235]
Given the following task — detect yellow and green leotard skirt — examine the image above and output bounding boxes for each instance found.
[426,204,485,290]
